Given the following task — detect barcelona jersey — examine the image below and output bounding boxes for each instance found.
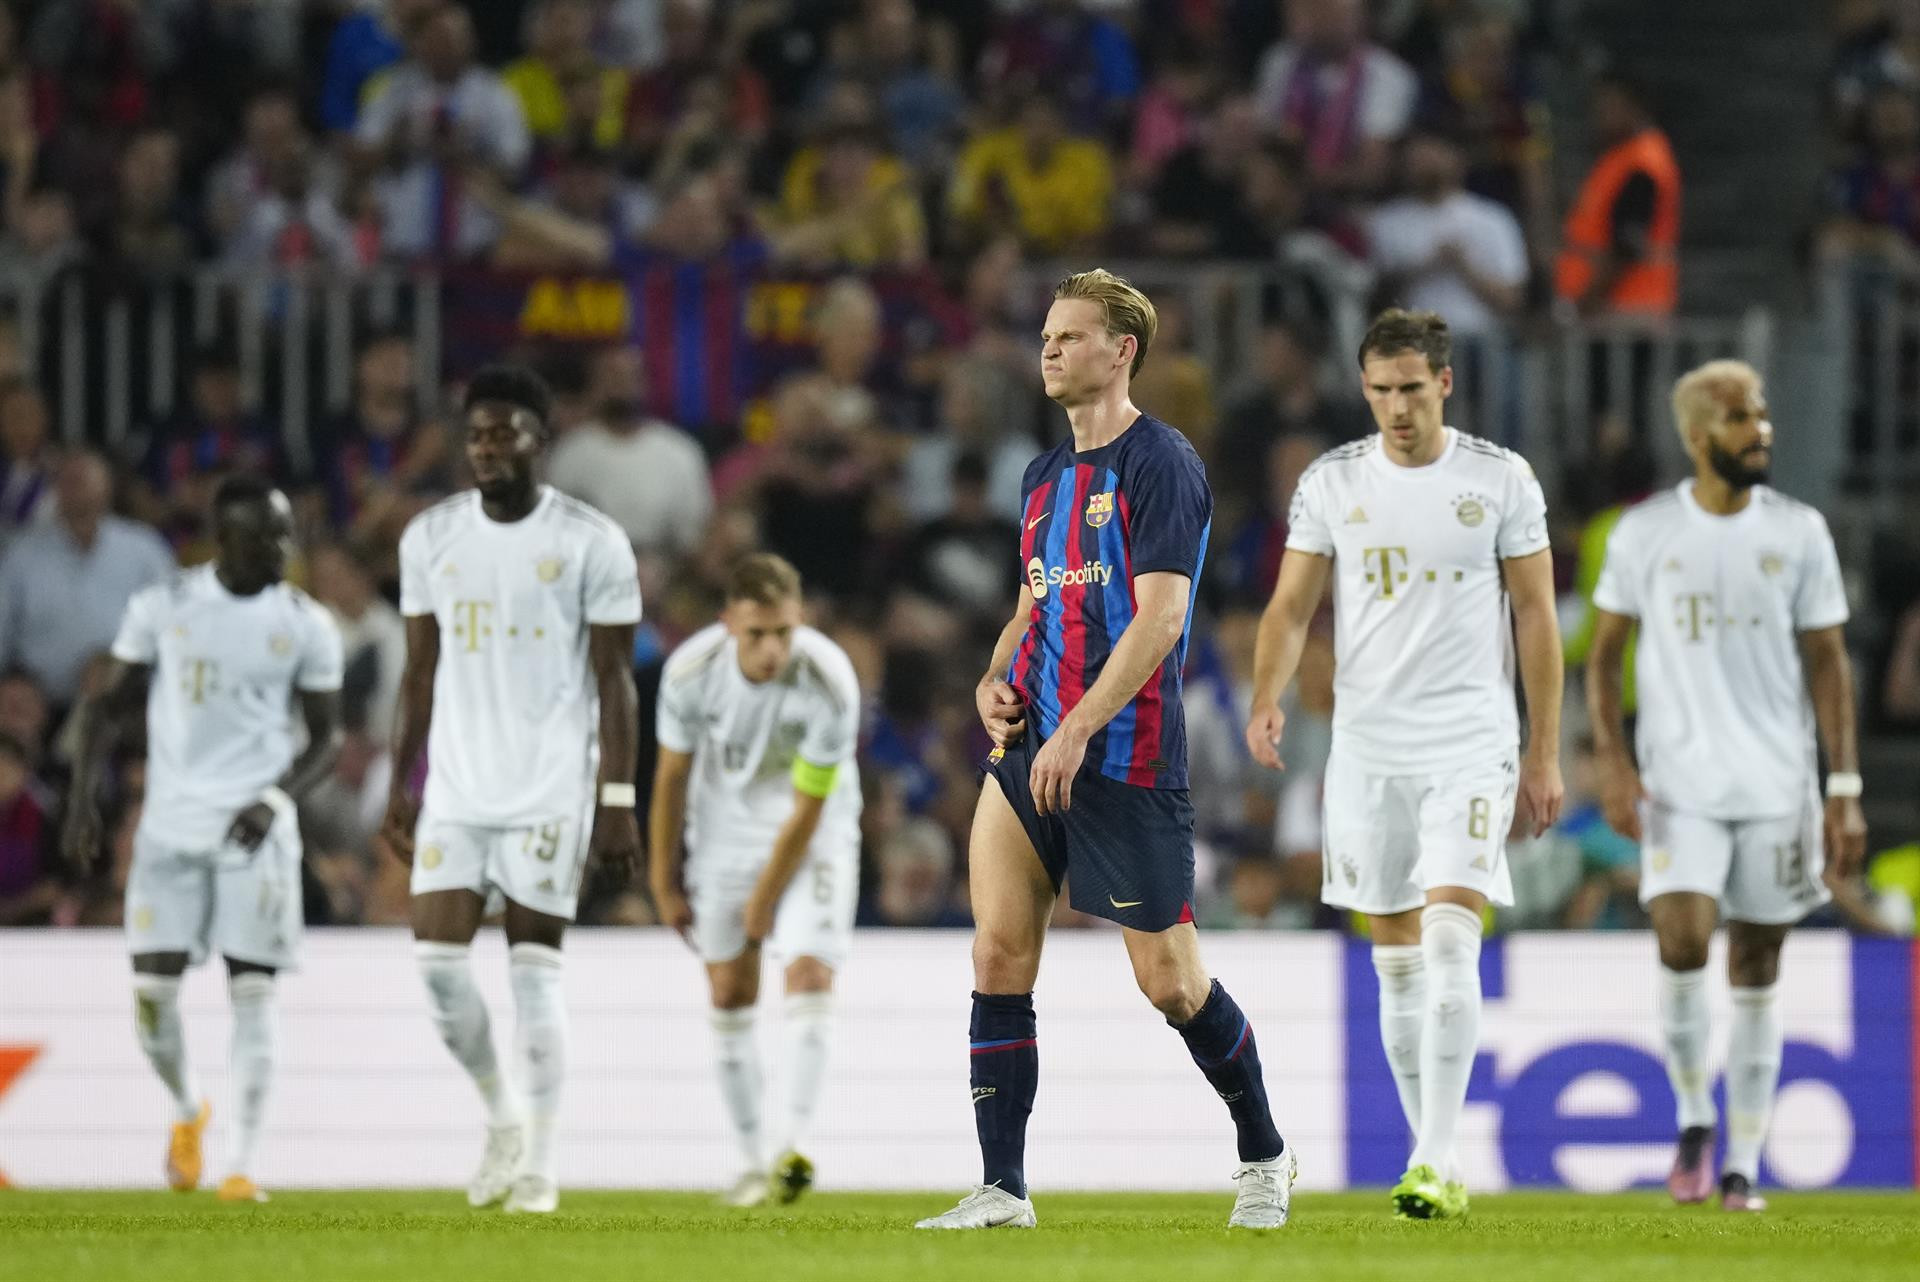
[1007,414,1211,790]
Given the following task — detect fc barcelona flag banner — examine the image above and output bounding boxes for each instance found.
[441,259,963,437]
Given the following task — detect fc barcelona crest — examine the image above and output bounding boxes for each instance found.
[1085,491,1115,528]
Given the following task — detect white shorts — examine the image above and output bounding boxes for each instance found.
[1639,793,1830,924]
[687,836,859,966]
[126,803,304,971]
[1321,748,1517,915]
[410,799,594,922]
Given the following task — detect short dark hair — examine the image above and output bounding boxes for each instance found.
[213,472,279,513]
[1358,308,1451,372]
[464,363,553,426]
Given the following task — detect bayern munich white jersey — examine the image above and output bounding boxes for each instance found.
[1593,481,1849,820]
[656,622,862,860]
[1286,428,1550,773]
[399,487,640,826]
[112,565,345,851]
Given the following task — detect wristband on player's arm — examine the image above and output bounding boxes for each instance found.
[791,758,838,799]
[1825,771,1863,800]
[599,782,637,808]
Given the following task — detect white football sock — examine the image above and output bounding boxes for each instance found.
[778,991,834,1157]
[1372,945,1426,1136]
[1724,984,1783,1181]
[1408,903,1483,1178]
[1659,964,1716,1130]
[132,973,199,1122]
[509,943,568,1184]
[710,1006,765,1171]
[225,973,277,1179]
[415,941,520,1127]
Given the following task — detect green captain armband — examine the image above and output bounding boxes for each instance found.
[791,757,839,799]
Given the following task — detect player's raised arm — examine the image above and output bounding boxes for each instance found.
[587,620,641,881]
[1800,625,1867,877]
[1029,569,1189,816]
[380,612,439,865]
[60,656,150,875]
[1501,547,1566,836]
[1245,550,1333,770]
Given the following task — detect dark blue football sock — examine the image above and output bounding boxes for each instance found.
[1174,979,1286,1162]
[969,990,1038,1199]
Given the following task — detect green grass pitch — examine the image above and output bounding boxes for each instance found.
[4,1190,1917,1282]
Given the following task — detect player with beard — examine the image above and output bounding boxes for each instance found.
[1586,360,1867,1212]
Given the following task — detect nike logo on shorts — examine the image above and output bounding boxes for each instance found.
[1109,895,1143,909]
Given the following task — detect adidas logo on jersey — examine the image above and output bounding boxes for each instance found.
[1347,506,1368,524]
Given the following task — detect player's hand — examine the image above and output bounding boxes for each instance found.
[743,883,777,945]
[60,803,103,877]
[1514,751,1565,839]
[976,678,1026,747]
[1029,722,1089,816]
[588,806,641,883]
[1244,703,1287,770]
[1597,752,1646,841]
[1824,795,1868,880]
[378,792,420,865]
[225,801,277,856]
[651,881,693,937]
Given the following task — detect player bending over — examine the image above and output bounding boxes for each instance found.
[65,475,344,1203]
[649,554,862,1207]
[1586,360,1866,1213]
[1245,308,1564,1220]
[380,364,641,1214]
[918,269,1296,1233]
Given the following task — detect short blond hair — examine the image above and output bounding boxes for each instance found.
[1053,269,1158,377]
[1671,359,1762,451]
[725,552,802,606]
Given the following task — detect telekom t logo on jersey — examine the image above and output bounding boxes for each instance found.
[1674,592,1716,642]
[1363,547,1410,599]
[452,600,493,652]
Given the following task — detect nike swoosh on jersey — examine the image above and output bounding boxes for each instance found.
[1028,512,1050,530]
[1108,895,1143,909]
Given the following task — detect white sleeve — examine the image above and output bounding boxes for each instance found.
[654,666,700,755]
[1496,457,1550,558]
[397,520,433,617]
[486,79,532,173]
[584,527,642,626]
[1591,517,1641,617]
[110,587,163,665]
[1795,512,1851,631]
[1284,464,1334,555]
[798,650,861,768]
[297,604,347,693]
[1359,50,1417,139]
[1484,207,1529,286]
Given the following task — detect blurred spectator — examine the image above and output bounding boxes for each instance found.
[900,354,1032,525]
[773,86,928,270]
[315,331,449,548]
[1368,127,1528,335]
[0,186,85,283]
[0,730,53,925]
[1213,315,1368,515]
[206,89,333,249]
[898,452,1019,623]
[1553,73,1681,318]
[0,379,55,539]
[0,451,174,704]
[109,127,193,276]
[321,0,437,133]
[1833,0,1920,141]
[1129,295,1216,451]
[309,542,408,745]
[354,3,531,261]
[0,66,37,237]
[1554,736,1645,929]
[27,0,179,133]
[1415,10,1553,259]
[0,669,51,763]
[1253,0,1418,197]
[548,344,713,564]
[948,92,1115,255]
[857,815,969,927]
[1885,597,1920,722]
[221,140,366,272]
[1147,95,1270,257]
[1822,85,1920,272]
[505,0,627,152]
[1204,854,1318,930]
[977,0,1140,132]
[133,345,280,542]
[822,0,965,173]
[498,144,655,269]
[1129,41,1225,190]
[1562,442,1655,709]
[1219,432,1328,604]
[623,0,772,169]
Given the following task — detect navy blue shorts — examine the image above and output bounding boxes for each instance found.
[984,731,1196,932]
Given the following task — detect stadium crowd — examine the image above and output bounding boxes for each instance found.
[0,0,1911,937]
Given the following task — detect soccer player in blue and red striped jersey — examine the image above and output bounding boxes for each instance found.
[916,271,1296,1233]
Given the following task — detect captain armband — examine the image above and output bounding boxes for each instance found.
[791,757,839,799]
